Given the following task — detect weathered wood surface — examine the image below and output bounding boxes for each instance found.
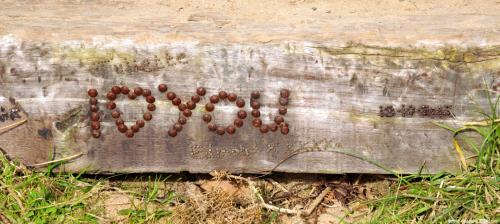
[0,0,499,174]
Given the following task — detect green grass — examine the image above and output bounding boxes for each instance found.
[0,160,178,223]
[367,88,499,223]
[115,176,177,223]
[0,159,104,223]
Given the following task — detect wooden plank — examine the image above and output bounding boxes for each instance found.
[0,0,498,174]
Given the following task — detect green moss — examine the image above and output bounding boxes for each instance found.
[52,46,136,64]
[317,43,500,64]
[50,43,500,76]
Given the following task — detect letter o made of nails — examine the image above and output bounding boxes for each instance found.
[203,91,246,135]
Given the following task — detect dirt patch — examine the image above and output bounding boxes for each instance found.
[103,192,135,222]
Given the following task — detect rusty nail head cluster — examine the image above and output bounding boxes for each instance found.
[143,112,153,121]
[202,114,212,123]
[236,98,245,108]
[121,86,130,94]
[204,91,248,136]
[106,92,116,101]
[147,103,156,111]
[128,91,137,100]
[226,125,236,134]
[247,89,290,135]
[158,84,168,92]
[251,91,260,99]
[183,109,192,117]
[174,123,183,132]
[143,89,152,97]
[168,128,177,137]
[279,106,287,115]
[191,95,200,103]
[89,86,291,138]
[178,103,187,111]
[205,103,215,112]
[89,98,98,105]
[90,105,99,112]
[99,85,159,138]
[210,95,219,103]
[208,123,217,131]
[166,92,176,100]
[172,97,181,106]
[91,121,100,130]
[91,112,100,121]
[136,119,145,127]
[218,91,227,99]
[196,87,206,96]
[251,101,260,109]
[237,110,247,119]
[280,89,290,98]
[216,126,225,135]
[234,118,244,127]
[260,125,269,133]
[111,86,121,94]
[116,118,124,126]
[134,87,143,96]
[178,116,187,125]
[251,109,260,117]
[227,93,237,102]
[252,118,262,127]
[106,102,116,110]
[163,85,204,138]
[88,89,98,97]
[186,101,196,109]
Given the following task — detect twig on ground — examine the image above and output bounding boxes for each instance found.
[320,202,338,208]
[28,153,84,168]
[308,186,317,198]
[0,118,27,135]
[303,187,332,216]
[0,212,12,224]
[227,174,301,215]
[266,178,289,193]
[429,180,445,218]
[226,174,330,216]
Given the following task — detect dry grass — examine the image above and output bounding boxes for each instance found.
[172,188,262,224]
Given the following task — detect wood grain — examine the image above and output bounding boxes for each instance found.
[0,0,498,174]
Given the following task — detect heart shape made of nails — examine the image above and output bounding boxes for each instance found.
[104,85,156,138]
